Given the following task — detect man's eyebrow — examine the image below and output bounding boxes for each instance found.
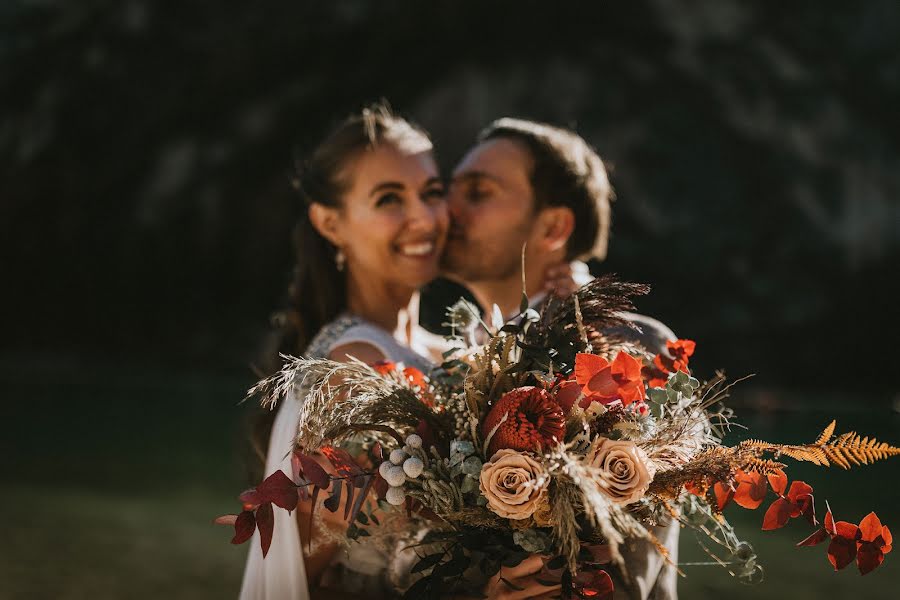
[369,181,405,197]
[451,171,501,184]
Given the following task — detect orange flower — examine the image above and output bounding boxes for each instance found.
[652,339,696,378]
[482,387,566,456]
[372,360,396,375]
[574,352,645,407]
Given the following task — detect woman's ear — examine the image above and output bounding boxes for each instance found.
[538,206,575,253]
[308,203,343,247]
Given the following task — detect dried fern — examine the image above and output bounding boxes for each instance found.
[738,420,900,470]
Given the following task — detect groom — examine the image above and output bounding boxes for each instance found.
[441,118,679,600]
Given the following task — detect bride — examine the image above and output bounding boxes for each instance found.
[241,104,583,599]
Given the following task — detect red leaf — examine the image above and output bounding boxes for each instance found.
[573,568,614,599]
[858,512,884,543]
[256,502,274,558]
[786,481,813,505]
[762,498,792,530]
[231,510,256,545]
[834,521,860,541]
[828,536,857,571]
[733,470,768,510]
[713,482,734,511]
[797,527,829,547]
[296,452,331,489]
[323,479,343,513]
[214,514,238,527]
[856,544,885,575]
[320,445,363,479]
[291,451,302,482]
[348,474,376,524]
[767,470,787,496]
[238,488,262,507]
[257,470,299,512]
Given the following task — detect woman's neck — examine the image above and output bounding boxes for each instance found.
[345,271,419,345]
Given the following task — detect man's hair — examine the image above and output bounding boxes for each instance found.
[478,118,612,261]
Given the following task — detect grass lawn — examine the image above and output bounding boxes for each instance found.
[1,360,896,598]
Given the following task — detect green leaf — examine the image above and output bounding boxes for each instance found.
[461,456,483,476]
[520,292,529,314]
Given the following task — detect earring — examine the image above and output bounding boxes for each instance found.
[335,248,345,271]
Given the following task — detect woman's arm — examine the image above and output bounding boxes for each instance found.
[299,342,387,590]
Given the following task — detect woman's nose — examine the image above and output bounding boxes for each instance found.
[407,195,443,232]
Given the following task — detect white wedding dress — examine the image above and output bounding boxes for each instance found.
[239,314,436,600]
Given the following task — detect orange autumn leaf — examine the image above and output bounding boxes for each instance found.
[713,481,734,511]
[767,470,788,496]
[857,512,892,575]
[828,520,860,571]
[574,352,645,407]
[733,470,768,510]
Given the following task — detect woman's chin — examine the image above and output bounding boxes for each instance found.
[396,260,440,288]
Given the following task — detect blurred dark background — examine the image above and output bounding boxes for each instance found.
[2,1,898,598]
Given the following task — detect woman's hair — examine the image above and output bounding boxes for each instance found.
[250,102,433,468]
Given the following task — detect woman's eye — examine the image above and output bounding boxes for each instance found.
[423,186,446,202]
[375,193,402,208]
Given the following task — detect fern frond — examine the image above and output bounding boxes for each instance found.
[737,421,900,470]
[742,457,787,475]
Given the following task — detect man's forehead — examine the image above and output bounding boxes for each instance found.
[452,137,533,182]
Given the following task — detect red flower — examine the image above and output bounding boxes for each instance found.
[403,366,427,388]
[372,360,396,375]
[574,352,645,407]
[482,386,566,456]
[650,339,696,386]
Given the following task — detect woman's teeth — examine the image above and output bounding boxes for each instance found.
[399,242,434,257]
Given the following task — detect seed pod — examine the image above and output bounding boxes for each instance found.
[385,485,406,506]
[403,457,424,478]
[384,465,406,487]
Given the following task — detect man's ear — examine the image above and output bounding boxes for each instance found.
[308,203,343,247]
[537,206,575,253]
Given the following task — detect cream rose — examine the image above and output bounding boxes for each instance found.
[479,449,548,520]
[587,437,655,505]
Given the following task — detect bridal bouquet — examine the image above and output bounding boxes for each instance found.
[219,277,897,599]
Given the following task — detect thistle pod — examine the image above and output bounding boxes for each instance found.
[406,434,423,449]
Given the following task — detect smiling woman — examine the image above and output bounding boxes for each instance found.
[241,103,450,600]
